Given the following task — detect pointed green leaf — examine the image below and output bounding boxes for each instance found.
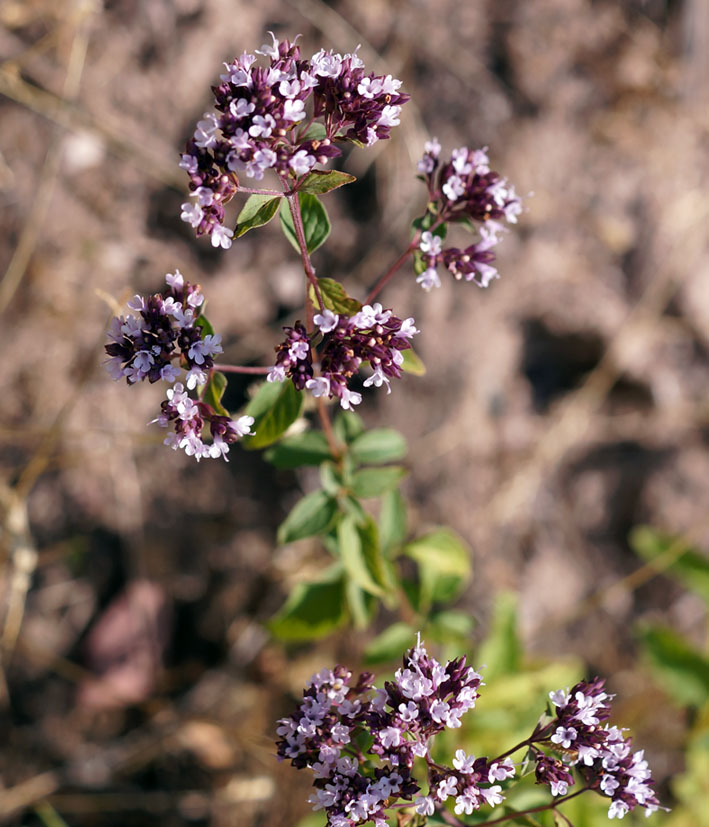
[401,347,426,376]
[269,569,347,640]
[346,579,376,630]
[351,466,407,499]
[298,170,356,195]
[337,515,385,597]
[334,411,365,444]
[311,278,362,316]
[364,622,416,664]
[404,528,471,610]
[379,489,408,555]
[195,314,216,337]
[277,489,338,545]
[243,381,303,450]
[234,194,281,237]
[201,370,228,417]
[264,431,332,468]
[301,123,327,142]
[350,429,407,466]
[280,193,331,254]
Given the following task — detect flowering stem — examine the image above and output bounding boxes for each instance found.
[237,186,285,196]
[440,787,591,827]
[365,238,419,305]
[316,396,343,461]
[285,190,325,315]
[212,364,271,374]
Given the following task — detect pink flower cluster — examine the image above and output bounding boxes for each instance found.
[415,141,522,291]
[267,304,418,410]
[276,638,512,827]
[180,33,409,248]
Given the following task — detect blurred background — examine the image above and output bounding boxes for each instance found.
[1,0,708,824]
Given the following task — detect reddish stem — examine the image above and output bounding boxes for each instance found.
[212,364,271,375]
[365,240,419,305]
[285,191,325,315]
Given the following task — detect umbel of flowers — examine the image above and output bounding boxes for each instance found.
[105,271,254,461]
[413,140,522,291]
[276,638,661,827]
[267,304,419,411]
[179,33,409,249]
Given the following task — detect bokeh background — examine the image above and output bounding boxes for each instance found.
[1,0,708,825]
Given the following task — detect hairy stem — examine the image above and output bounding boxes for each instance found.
[212,364,271,374]
[237,186,285,196]
[285,191,325,315]
[365,239,418,305]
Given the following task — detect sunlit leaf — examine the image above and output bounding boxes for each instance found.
[243,381,303,449]
[298,170,356,195]
[350,429,408,466]
[278,490,338,545]
[264,431,332,468]
[234,194,281,237]
[269,568,347,640]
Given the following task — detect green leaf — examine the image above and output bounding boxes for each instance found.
[311,278,362,316]
[403,528,471,611]
[298,170,356,195]
[478,591,522,680]
[264,431,332,469]
[234,194,281,237]
[201,370,228,417]
[337,515,386,597]
[638,623,709,707]
[350,429,407,466]
[301,123,327,142]
[269,569,347,640]
[346,579,376,630]
[244,380,283,419]
[277,490,338,545]
[280,193,331,254]
[334,411,365,444]
[320,461,343,496]
[351,466,407,499]
[630,526,709,604]
[364,622,416,664]
[401,347,426,376]
[243,381,303,450]
[379,488,408,555]
[195,314,215,337]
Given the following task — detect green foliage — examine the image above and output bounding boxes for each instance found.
[400,347,426,375]
[312,278,362,315]
[269,567,347,640]
[264,431,333,468]
[349,429,408,465]
[334,411,365,443]
[378,489,407,554]
[280,193,331,254]
[363,622,417,664]
[194,314,216,337]
[298,169,357,194]
[277,489,338,545]
[351,466,407,499]
[403,528,472,612]
[243,381,303,449]
[201,370,228,416]
[233,194,281,237]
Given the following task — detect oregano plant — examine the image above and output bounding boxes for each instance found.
[103,32,663,824]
